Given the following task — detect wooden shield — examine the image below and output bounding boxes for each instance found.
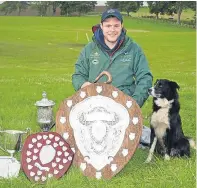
[56,83,143,179]
[21,132,74,183]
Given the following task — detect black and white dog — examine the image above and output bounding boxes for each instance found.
[145,79,196,163]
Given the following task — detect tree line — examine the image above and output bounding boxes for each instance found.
[0,1,196,25]
[0,1,97,16]
[106,1,196,25]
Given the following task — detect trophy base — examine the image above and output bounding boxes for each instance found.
[39,122,55,132]
[0,156,20,179]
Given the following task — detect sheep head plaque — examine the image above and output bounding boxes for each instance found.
[56,83,142,179]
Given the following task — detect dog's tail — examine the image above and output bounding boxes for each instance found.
[187,138,196,150]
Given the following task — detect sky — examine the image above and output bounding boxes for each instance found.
[97,1,106,6]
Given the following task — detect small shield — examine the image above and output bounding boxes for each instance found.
[56,83,143,179]
[21,132,74,183]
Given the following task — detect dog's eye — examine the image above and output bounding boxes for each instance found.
[158,83,162,88]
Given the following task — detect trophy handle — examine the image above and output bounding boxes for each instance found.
[15,128,31,152]
[25,128,31,136]
[0,146,6,152]
[0,130,6,152]
[50,122,55,131]
[15,134,22,152]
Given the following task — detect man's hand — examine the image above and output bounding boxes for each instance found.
[81,82,92,88]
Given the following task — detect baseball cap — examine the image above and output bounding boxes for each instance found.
[101,9,123,23]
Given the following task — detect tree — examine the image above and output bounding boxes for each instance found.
[75,1,97,16]
[31,1,50,16]
[188,1,196,24]
[120,1,143,16]
[106,1,122,9]
[188,1,196,11]
[168,1,196,24]
[16,1,29,16]
[177,1,196,24]
[177,2,185,24]
[106,1,142,16]
[60,1,97,16]
[175,1,196,24]
[50,1,61,16]
[0,1,29,16]
[60,2,77,16]
[147,1,169,19]
[0,2,15,15]
[60,1,76,16]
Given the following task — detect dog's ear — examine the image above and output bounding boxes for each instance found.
[170,81,180,90]
[154,79,159,85]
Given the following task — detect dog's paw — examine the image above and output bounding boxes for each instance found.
[170,148,180,157]
[164,154,170,161]
[145,157,152,163]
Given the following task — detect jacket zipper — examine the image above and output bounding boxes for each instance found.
[106,39,124,71]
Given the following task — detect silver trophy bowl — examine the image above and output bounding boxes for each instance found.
[35,91,55,132]
[0,128,30,159]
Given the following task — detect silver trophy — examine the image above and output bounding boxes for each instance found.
[0,128,30,160]
[0,128,30,178]
[35,91,55,132]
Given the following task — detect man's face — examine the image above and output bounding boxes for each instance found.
[101,17,123,44]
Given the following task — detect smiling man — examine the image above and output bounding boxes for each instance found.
[100,12,123,49]
[72,9,153,146]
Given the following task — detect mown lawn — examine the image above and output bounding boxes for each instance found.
[0,16,196,188]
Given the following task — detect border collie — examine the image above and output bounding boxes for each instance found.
[145,79,196,163]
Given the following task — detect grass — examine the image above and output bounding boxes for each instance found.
[0,16,196,187]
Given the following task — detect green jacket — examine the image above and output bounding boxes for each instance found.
[72,35,153,107]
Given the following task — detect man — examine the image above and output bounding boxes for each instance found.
[72,9,152,145]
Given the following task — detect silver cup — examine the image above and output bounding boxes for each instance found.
[35,92,55,132]
[0,128,30,159]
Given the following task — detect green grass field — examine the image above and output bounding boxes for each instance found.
[0,16,196,188]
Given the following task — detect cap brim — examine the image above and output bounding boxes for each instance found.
[101,14,122,22]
